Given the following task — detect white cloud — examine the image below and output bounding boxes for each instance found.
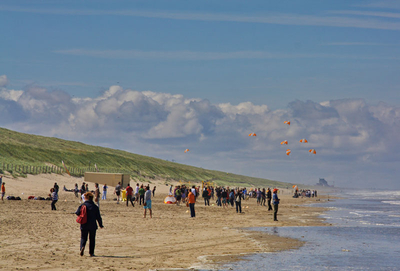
[2,6,400,30]
[0,77,399,188]
[0,75,9,87]
[331,10,400,18]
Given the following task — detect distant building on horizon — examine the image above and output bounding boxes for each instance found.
[316,178,331,187]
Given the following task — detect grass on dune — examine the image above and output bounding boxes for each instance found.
[0,127,291,188]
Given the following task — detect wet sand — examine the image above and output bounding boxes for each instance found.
[0,174,329,270]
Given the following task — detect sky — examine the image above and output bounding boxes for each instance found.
[1,0,400,189]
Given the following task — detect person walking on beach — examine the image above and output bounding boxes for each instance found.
[266,188,272,211]
[272,188,280,221]
[235,189,242,213]
[143,186,152,218]
[261,188,266,206]
[229,189,235,207]
[202,188,210,206]
[76,192,104,257]
[139,184,145,205]
[1,182,5,201]
[135,183,140,204]
[50,188,58,210]
[94,183,100,210]
[125,183,134,207]
[102,184,108,200]
[175,186,182,206]
[187,187,196,218]
[54,182,59,195]
[216,187,222,206]
[221,189,228,208]
[152,186,156,197]
[114,182,121,204]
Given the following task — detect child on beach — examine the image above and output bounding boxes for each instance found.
[102,184,107,200]
[50,188,58,210]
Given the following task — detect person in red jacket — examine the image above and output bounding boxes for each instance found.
[125,184,134,207]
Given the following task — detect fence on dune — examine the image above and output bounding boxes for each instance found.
[0,163,136,177]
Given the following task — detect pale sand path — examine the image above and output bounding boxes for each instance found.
[0,174,330,270]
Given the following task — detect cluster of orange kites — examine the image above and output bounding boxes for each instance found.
[281,121,316,156]
[184,120,317,155]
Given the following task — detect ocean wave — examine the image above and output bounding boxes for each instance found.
[344,190,400,200]
[382,201,400,205]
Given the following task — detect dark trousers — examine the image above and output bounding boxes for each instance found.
[267,199,272,210]
[126,195,134,207]
[51,200,57,210]
[230,198,234,207]
[189,203,195,217]
[217,196,222,206]
[139,195,144,205]
[235,201,242,213]
[204,197,209,206]
[273,204,279,221]
[81,229,96,255]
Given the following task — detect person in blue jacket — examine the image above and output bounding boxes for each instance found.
[76,192,104,257]
[272,188,280,221]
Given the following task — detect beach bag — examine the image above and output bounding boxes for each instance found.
[76,204,87,224]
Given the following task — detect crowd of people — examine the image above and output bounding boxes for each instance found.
[45,180,292,256]
[293,189,318,198]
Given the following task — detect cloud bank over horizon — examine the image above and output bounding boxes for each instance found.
[1,75,399,188]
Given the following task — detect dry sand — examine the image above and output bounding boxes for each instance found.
[0,173,331,270]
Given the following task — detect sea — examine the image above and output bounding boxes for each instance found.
[217,189,400,271]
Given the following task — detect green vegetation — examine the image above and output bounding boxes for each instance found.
[0,127,291,188]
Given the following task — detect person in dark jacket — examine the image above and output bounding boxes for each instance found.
[235,189,243,213]
[76,192,104,257]
[272,188,280,221]
[202,188,210,206]
[266,188,272,211]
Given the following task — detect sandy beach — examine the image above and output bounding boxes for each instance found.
[0,173,330,270]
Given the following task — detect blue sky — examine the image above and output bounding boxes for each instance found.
[1,0,400,188]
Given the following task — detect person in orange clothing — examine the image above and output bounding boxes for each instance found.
[1,182,5,201]
[187,186,196,218]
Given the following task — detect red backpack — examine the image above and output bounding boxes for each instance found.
[76,204,87,224]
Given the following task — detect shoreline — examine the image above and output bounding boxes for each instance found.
[0,173,332,270]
